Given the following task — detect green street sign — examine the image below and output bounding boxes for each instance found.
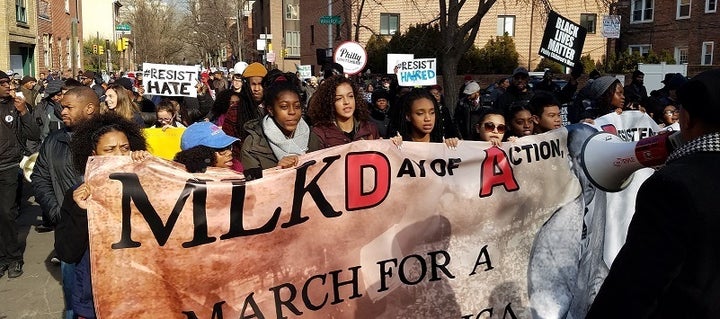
[319,15,341,25]
[116,23,131,31]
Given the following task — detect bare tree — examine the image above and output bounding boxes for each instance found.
[122,0,187,64]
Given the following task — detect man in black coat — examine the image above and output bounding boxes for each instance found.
[0,71,41,279]
[587,68,720,318]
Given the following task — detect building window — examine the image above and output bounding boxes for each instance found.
[65,0,69,13]
[675,46,689,64]
[677,0,691,19]
[631,0,654,22]
[285,1,299,20]
[702,41,714,65]
[580,14,597,33]
[707,0,717,12]
[629,44,651,57]
[497,15,515,36]
[285,31,300,57]
[44,34,52,67]
[380,13,399,35]
[16,0,27,23]
[310,25,315,45]
[39,0,51,20]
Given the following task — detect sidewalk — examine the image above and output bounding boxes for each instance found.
[0,181,64,318]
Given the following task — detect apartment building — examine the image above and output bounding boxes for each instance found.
[299,1,611,74]
[617,0,719,75]
[36,0,83,76]
[1,0,38,76]
[250,0,301,72]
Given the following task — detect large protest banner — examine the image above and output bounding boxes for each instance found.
[85,130,581,318]
[143,63,200,98]
[538,11,587,68]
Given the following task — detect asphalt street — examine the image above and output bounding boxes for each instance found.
[0,179,64,319]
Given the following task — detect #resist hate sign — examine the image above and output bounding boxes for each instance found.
[143,63,200,98]
[538,11,587,68]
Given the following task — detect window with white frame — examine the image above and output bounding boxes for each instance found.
[677,0,691,19]
[702,41,714,65]
[497,15,516,36]
[629,44,651,57]
[66,39,71,70]
[380,13,399,35]
[675,46,689,64]
[580,14,597,33]
[285,31,300,57]
[16,0,27,23]
[285,1,299,20]
[707,0,717,12]
[632,0,654,22]
[43,34,52,67]
[39,0,51,20]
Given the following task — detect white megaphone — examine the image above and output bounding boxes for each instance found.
[580,131,684,192]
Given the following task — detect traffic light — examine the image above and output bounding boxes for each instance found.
[281,49,288,58]
[98,45,104,55]
[116,39,124,51]
[92,44,98,54]
[122,38,129,51]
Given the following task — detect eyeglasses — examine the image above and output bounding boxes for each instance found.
[665,110,679,116]
[158,117,173,122]
[483,122,506,134]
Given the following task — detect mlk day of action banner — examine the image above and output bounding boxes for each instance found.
[84,129,581,318]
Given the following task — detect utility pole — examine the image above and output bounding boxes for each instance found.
[328,0,333,49]
[237,0,243,62]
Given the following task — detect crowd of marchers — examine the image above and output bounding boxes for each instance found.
[1,59,718,319]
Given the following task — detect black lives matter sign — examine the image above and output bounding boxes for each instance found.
[538,11,587,68]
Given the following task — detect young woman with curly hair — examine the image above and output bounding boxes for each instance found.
[101,83,144,126]
[56,112,150,319]
[307,75,379,150]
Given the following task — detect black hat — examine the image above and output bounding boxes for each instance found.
[43,80,64,98]
[0,70,9,80]
[661,73,674,84]
[113,77,134,91]
[677,69,720,121]
[322,62,344,79]
[20,75,37,86]
[666,73,687,90]
[371,90,390,104]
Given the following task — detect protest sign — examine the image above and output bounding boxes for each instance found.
[85,131,581,318]
[386,54,414,74]
[333,41,367,75]
[396,58,437,87]
[602,15,621,39]
[143,127,185,160]
[143,63,199,98]
[538,11,587,68]
[297,65,312,79]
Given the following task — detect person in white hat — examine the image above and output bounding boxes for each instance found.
[454,81,482,139]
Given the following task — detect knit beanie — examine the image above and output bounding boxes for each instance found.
[242,62,267,79]
[0,70,8,80]
[589,76,618,100]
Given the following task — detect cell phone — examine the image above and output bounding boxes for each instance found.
[15,91,25,100]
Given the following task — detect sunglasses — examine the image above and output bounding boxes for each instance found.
[482,122,506,134]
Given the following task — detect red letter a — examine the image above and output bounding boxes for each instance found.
[480,147,520,197]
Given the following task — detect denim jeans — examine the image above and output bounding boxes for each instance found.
[61,261,76,319]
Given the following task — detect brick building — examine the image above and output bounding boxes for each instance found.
[299,1,611,75]
[36,0,83,77]
[250,0,301,71]
[617,0,719,75]
[1,0,38,76]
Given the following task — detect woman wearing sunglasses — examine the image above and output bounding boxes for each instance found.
[174,122,242,173]
[391,88,459,148]
[475,109,507,147]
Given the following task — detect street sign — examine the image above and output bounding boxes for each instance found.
[115,30,131,35]
[320,15,342,25]
[266,51,276,63]
[116,23,131,31]
[259,33,273,40]
[256,39,266,51]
